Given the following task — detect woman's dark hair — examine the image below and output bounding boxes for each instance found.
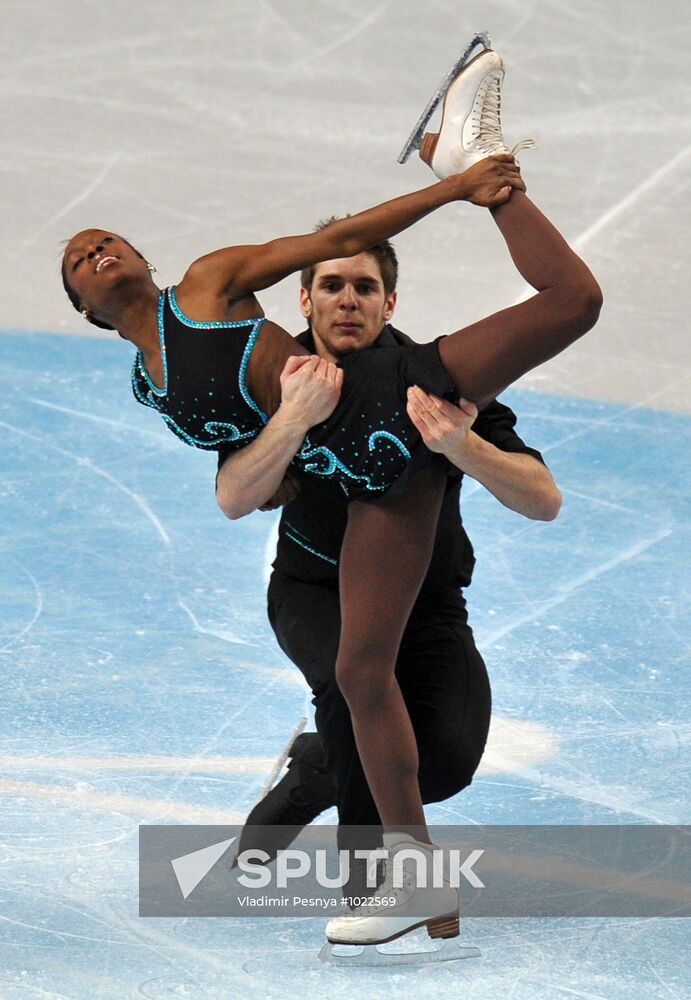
[61,236,147,331]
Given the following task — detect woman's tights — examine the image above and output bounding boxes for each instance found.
[439,191,603,408]
[335,191,602,838]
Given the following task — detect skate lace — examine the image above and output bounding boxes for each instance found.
[472,72,536,158]
[348,856,416,916]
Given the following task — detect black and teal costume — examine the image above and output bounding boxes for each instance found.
[132,287,455,501]
[131,287,269,450]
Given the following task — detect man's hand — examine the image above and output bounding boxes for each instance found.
[216,358,340,521]
[406,385,478,461]
[258,470,302,511]
[279,354,343,429]
[407,386,562,520]
[449,154,526,207]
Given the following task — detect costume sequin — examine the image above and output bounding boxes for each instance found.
[133,288,455,500]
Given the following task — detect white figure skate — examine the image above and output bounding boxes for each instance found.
[319,833,481,967]
[399,37,535,179]
[397,33,492,164]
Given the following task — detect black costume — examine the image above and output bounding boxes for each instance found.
[221,324,545,836]
[131,288,269,446]
[132,288,454,501]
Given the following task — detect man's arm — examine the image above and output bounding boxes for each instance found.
[216,355,342,519]
[406,387,561,521]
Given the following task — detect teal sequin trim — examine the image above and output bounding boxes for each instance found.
[284,522,338,566]
[368,430,411,458]
[204,421,257,442]
[131,361,162,410]
[297,437,369,484]
[133,291,169,398]
[296,427,411,493]
[161,416,259,450]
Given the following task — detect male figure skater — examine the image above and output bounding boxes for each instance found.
[216,227,561,883]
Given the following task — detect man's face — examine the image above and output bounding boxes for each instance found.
[300,253,397,362]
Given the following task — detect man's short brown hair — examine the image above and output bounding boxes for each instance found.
[300,216,399,296]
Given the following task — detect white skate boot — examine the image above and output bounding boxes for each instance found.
[397,32,493,164]
[419,48,535,180]
[319,833,480,967]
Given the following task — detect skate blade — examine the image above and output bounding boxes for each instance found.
[318,938,481,967]
[397,32,492,164]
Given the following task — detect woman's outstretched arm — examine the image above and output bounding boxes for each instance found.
[181,156,523,301]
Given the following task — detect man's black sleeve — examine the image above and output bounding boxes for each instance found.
[472,399,546,464]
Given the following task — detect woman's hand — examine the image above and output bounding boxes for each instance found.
[448,154,526,207]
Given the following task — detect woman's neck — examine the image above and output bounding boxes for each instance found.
[108,284,162,354]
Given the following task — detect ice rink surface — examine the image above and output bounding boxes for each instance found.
[1,1,690,997]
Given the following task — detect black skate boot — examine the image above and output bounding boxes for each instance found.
[233,732,335,864]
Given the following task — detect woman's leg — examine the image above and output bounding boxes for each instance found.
[438,191,603,408]
[335,461,447,840]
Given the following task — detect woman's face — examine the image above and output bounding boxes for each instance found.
[63,230,148,315]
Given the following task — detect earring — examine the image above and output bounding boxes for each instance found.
[81,308,90,319]
[147,262,157,273]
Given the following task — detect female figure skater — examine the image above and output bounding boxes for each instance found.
[62,50,601,946]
